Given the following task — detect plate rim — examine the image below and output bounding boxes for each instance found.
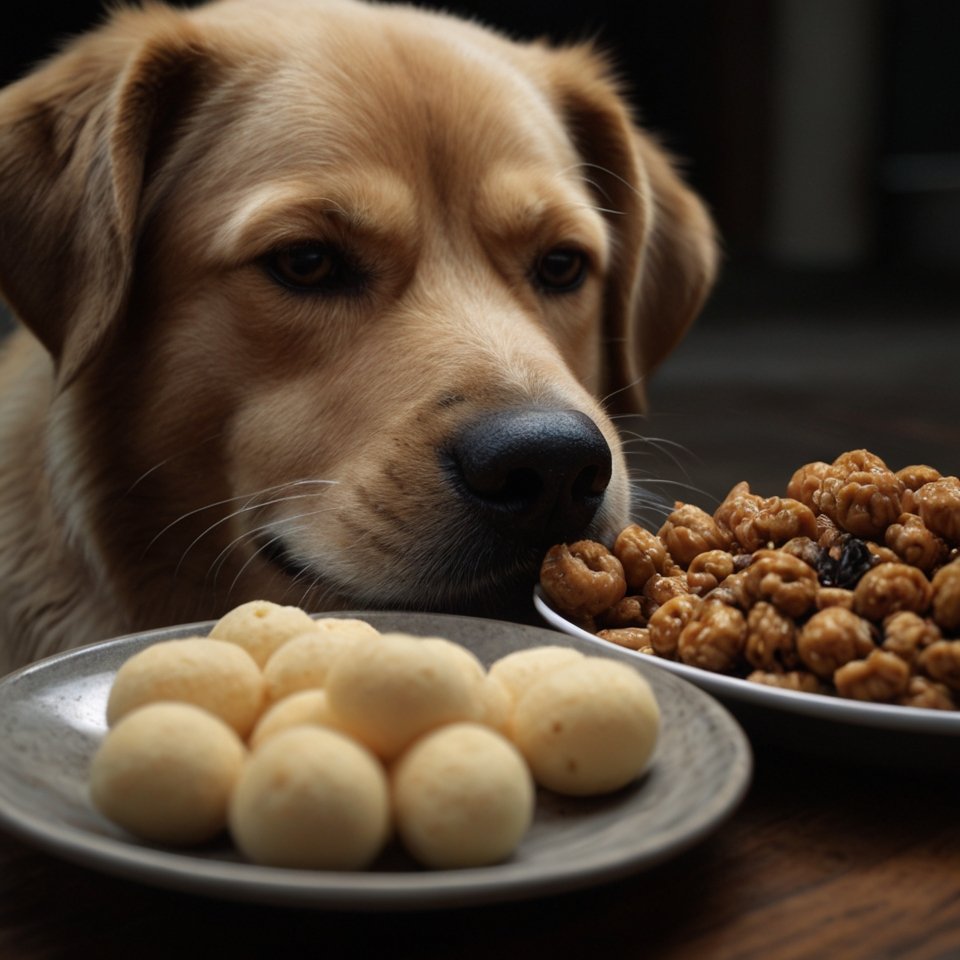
[0,611,752,911]
[534,589,960,737]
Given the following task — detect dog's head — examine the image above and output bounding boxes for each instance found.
[0,0,716,624]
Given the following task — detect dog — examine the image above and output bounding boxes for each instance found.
[0,0,716,671]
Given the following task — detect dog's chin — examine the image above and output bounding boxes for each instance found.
[258,534,547,625]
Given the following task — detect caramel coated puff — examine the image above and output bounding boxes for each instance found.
[914,477,960,545]
[539,541,626,620]
[613,524,677,591]
[931,559,960,632]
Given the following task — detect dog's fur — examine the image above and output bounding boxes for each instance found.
[0,0,716,671]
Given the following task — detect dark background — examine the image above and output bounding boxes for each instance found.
[2,0,959,501]
[3,0,959,273]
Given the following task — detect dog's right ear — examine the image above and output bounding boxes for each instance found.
[0,8,210,386]
[539,44,718,414]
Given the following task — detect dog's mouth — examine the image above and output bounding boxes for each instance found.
[255,528,549,622]
[258,537,317,582]
[251,407,624,621]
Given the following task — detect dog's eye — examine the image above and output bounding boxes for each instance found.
[534,248,588,293]
[264,245,362,293]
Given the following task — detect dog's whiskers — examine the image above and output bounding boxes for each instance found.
[599,373,647,410]
[569,160,646,202]
[144,479,336,559]
[124,433,226,495]
[212,504,339,595]
[168,482,337,576]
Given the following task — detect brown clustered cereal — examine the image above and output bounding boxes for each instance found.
[834,650,910,702]
[539,540,626,624]
[931,559,960,632]
[540,449,960,710]
[796,607,875,678]
[657,503,731,568]
[914,477,960,544]
[884,514,949,573]
[612,524,677,591]
[647,594,701,659]
[677,600,746,673]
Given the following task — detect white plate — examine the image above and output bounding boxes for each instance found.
[0,611,750,911]
[535,589,960,737]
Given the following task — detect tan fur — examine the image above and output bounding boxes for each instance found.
[0,0,716,671]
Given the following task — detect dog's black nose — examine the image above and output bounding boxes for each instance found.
[449,408,613,544]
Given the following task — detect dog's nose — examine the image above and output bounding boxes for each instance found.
[449,408,613,543]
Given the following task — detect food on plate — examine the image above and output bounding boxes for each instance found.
[391,723,534,868]
[207,600,318,667]
[487,645,585,701]
[477,674,513,733]
[540,449,960,709]
[88,605,661,869]
[105,637,264,738]
[262,619,380,703]
[229,726,391,869]
[89,702,245,845]
[248,688,349,749]
[510,659,660,795]
[324,632,486,760]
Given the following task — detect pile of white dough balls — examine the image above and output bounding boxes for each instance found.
[89,600,661,871]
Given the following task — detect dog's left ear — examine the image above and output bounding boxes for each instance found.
[0,8,209,387]
[543,45,719,413]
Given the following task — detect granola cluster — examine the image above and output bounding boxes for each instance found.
[539,450,960,709]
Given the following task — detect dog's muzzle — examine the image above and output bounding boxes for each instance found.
[446,408,613,546]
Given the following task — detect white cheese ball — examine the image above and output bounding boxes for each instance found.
[262,619,380,704]
[249,689,351,749]
[106,638,264,739]
[478,674,513,733]
[324,632,484,760]
[510,658,660,796]
[488,646,585,702]
[229,726,390,870]
[392,722,534,869]
[208,600,317,668]
[89,702,245,845]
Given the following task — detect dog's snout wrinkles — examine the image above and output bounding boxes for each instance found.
[451,409,612,544]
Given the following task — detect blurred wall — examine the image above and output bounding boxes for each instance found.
[1,0,957,277]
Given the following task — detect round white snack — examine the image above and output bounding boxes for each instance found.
[106,637,264,738]
[478,674,513,733]
[229,726,390,869]
[90,702,245,845]
[249,689,351,749]
[324,632,485,760]
[392,722,534,869]
[208,600,317,668]
[511,657,660,796]
[262,620,380,704]
[488,645,585,702]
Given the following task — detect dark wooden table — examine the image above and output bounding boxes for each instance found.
[2,736,957,960]
[2,278,959,959]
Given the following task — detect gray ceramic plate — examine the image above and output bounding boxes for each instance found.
[0,612,751,911]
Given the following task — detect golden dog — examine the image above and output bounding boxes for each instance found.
[0,0,716,670]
